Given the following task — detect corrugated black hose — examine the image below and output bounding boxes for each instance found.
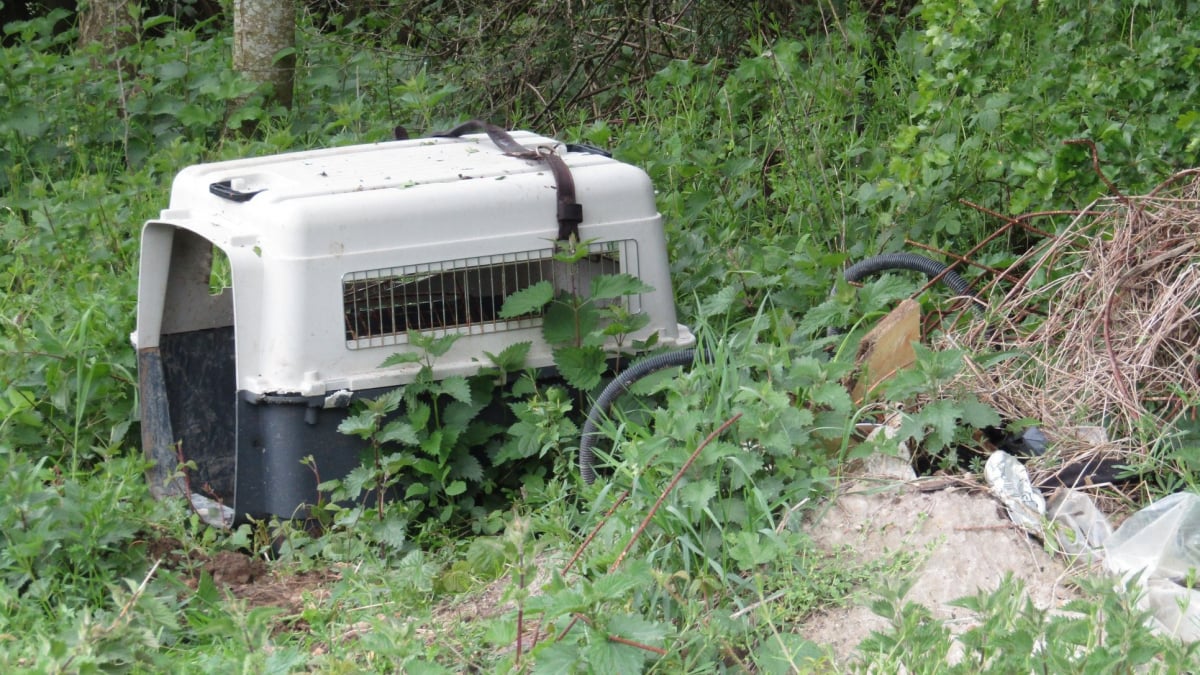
[842,252,981,311]
[579,348,712,484]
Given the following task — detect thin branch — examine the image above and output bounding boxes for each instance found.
[1064,138,1127,203]
[563,490,629,576]
[609,413,742,572]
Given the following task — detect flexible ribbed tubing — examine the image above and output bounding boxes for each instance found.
[579,349,709,484]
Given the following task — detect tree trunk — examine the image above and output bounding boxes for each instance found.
[77,0,138,53]
[233,0,296,110]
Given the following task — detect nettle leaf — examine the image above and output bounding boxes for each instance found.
[366,387,405,415]
[590,273,653,300]
[485,340,532,372]
[917,399,961,451]
[601,309,650,337]
[337,411,378,439]
[916,343,965,384]
[408,400,431,431]
[797,298,853,336]
[543,298,600,346]
[532,641,581,675]
[591,560,652,600]
[381,351,422,368]
[438,375,472,404]
[679,479,718,512]
[371,514,408,551]
[378,420,419,446]
[756,634,826,674]
[586,639,645,675]
[465,536,508,580]
[451,452,483,482]
[606,613,669,648]
[809,381,852,413]
[959,396,1001,429]
[426,332,462,358]
[499,280,554,318]
[553,345,607,391]
[787,356,828,387]
[342,464,376,496]
[699,284,741,317]
[882,344,965,399]
[443,400,482,430]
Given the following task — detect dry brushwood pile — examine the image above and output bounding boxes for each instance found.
[952,169,1200,488]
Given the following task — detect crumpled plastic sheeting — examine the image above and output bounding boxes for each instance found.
[987,450,1200,642]
[1046,489,1112,561]
[1103,491,1200,642]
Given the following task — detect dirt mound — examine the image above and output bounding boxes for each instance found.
[143,536,338,616]
[803,479,1075,665]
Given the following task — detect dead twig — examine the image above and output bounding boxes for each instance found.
[610,413,743,572]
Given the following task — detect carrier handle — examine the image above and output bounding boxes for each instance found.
[434,120,582,242]
[209,180,265,202]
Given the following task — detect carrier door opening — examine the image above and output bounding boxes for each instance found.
[137,224,237,513]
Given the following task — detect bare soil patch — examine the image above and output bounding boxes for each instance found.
[802,478,1076,665]
[143,536,339,616]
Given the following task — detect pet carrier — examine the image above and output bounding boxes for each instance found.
[133,125,694,523]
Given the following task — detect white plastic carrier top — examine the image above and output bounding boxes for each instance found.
[134,130,694,397]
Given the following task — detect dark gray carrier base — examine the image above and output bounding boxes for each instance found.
[139,326,376,523]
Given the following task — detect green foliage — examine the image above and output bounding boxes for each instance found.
[326,251,655,543]
[860,0,1200,245]
[3,0,1197,671]
[859,574,1200,672]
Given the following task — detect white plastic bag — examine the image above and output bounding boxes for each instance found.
[1104,491,1200,641]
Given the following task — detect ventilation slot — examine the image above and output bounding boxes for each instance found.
[343,240,638,349]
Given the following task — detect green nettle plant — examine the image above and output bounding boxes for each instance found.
[326,249,654,543]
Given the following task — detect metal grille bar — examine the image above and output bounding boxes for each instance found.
[343,240,638,349]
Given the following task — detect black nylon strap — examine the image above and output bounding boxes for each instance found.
[434,120,582,242]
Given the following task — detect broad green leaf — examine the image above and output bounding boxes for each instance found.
[755,634,825,674]
[585,638,644,675]
[543,299,600,346]
[451,452,484,485]
[408,400,432,430]
[917,399,961,450]
[553,345,607,391]
[378,420,419,446]
[337,411,377,439]
[485,340,532,372]
[958,396,1001,429]
[381,351,422,368]
[591,561,652,600]
[606,612,669,647]
[424,332,462,358]
[465,537,507,579]
[680,479,718,512]
[532,641,581,675]
[444,480,467,496]
[809,381,852,413]
[367,387,405,414]
[371,514,408,551]
[443,400,482,429]
[590,273,653,300]
[438,375,472,404]
[699,284,741,317]
[499,280,554,318]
